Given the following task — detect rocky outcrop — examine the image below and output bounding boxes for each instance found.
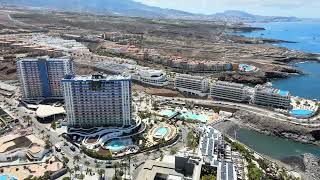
[303,153,320,180]
[219,72,267,85]
[265,71,289,79]
[233,110,320,145]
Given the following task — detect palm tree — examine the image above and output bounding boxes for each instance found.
[86,168,92,175]
[74,165,80,175]
[62,156,69,165]
[112,162,120,179]
[95,161,101,170]
[97,169,105,179]
[67,167,74,179]
[84,160,90,167]
[125,155,132,179]
[74,155,81,163]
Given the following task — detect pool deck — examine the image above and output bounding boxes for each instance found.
[159,109,209,123]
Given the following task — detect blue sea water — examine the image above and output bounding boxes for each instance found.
[235,128,320,160]
[241,21,320,53]
[272,62,320,100]
[239,22,320,99]
[228,22,320,160]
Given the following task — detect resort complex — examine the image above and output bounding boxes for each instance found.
[62,74,132,127]
[174,74,209,97]
[136,127,238,180]
[17,57,74,102]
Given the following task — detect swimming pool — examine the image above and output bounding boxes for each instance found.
[160,110,208,123]
[106,140,125,152]
[180,112,208,123]
[290,109,315,118]
[0,174,18,180]
[159,110,176,117]
[239,64,255,72]
[278,90,289,96]
[154,127,168,138]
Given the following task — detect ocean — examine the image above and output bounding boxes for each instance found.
[240,21,320,99]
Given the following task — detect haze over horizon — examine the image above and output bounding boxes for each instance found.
[135,0,320,18]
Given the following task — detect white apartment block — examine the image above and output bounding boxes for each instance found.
[174,74,208,97]
[253,85,291,109]
[210,81,249,102]
[62,74,132,128]
[17,57,74,102]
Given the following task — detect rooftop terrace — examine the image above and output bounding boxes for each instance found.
[63,74,132,81]
[255,85,290,97]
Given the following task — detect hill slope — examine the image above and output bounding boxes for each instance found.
[1,0,300,22]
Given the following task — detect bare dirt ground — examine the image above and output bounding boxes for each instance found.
[132,84,182,97]
[0,8,318,83]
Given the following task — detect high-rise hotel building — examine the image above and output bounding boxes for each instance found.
[62,74,132,128]
[17,57,74,102]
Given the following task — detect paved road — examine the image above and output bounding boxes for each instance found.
[0,96,119,179]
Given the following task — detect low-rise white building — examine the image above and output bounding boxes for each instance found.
[174,74,209,97]
[135,68,168,87]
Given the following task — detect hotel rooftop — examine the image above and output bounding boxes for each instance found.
[63,74,131,81]
[214,81,246,89]
[255,85,290,97]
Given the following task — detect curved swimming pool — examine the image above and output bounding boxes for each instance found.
[239,64,255,72]
[0,174,18,180]
[290,109,314,118]
[106,140,125,152]
[154,127,168,139]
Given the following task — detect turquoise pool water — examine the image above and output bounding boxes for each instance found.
[278,90,289,96]
[106,140,125,151]
[154,127,168,138]
[160,110,208,122]
[239,64,255,72]
[290,109,314,117]
[0,174,17,180]
[159,110,176,117]
[180,112,208,123]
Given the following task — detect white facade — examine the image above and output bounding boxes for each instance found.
[135,68,168,87]
[253,85,291,109]
[210,81,249,102]
[174,74,208,97]
[17,57,74,101]
[62,74,132,128]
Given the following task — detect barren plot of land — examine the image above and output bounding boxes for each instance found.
[0,9,318,84]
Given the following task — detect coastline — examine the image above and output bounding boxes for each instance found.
[214,119,320,180]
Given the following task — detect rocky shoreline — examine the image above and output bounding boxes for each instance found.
[231,110,320,145]
[279,153,320,180]
[213,112,320,180]
[302,153,320,180]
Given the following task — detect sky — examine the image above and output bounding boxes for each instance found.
[134,0,320,18]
